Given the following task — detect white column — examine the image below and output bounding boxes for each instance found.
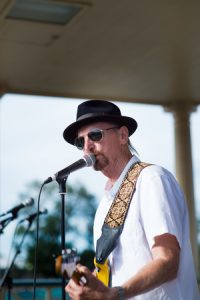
[165,103,199,274]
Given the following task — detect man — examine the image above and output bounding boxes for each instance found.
[64,100,199,299]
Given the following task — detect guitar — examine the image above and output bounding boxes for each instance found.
[55,248,110,287]
[94,257,110,287]
[55,248,87,285]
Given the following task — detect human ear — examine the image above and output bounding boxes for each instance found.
[119,126,129,144]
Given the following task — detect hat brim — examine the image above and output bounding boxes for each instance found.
[63,115,137,145]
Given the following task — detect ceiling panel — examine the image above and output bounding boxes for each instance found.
[0,0,200,105]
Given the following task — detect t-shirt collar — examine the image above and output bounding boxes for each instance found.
[105,155,140,200]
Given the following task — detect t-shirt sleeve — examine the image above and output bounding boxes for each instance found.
[138,166,186,249]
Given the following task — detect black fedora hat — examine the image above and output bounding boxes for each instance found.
[63,100,137,145]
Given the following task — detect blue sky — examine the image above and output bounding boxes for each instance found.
[0,94,199,267]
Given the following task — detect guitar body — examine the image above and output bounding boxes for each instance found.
[94,258,110,287]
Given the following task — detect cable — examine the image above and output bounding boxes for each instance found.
[32,182,46,300]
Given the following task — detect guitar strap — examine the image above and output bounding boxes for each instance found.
[95,161,151,265]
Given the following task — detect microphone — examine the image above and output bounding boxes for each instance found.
[44,154,96,184]
[1,198,34,217]
[19,209,48,223]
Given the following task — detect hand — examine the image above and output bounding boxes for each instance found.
[65,264,117,300]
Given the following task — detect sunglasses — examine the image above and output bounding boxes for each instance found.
[74,126,120,150]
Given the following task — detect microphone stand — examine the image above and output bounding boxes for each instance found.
[0,213,18,234]
[0,219,34,299]
[57,177,67,300]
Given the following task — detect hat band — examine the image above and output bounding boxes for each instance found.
[77,112,121,121]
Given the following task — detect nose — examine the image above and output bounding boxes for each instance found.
[84,136,95,153]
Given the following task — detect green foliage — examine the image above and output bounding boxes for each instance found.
[13,180,98,277]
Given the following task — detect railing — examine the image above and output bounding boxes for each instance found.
[0,278,71,300]
[1,277,200,300]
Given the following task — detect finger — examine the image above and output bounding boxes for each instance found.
[72,270,87,286]
[76,264,89,273]
[74,264,86,276]
[74,264,91,284]
[65,280,82,295]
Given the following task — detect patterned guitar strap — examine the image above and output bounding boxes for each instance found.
[95,161,151,286]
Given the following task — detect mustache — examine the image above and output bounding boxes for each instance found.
[92,153,109,171]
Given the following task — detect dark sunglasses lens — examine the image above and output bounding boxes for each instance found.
[88,129,103,141]
[74,136,84,149]
[74,129,103,149]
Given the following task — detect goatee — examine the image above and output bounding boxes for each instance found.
[93,154,109,171]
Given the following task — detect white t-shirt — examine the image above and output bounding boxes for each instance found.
[94,156,200,300]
